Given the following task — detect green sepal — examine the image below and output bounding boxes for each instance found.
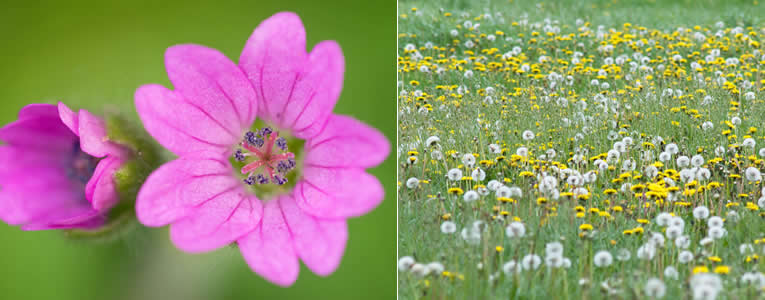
[62,112,163,241]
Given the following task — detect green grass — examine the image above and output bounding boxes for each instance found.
[397,1,765,299]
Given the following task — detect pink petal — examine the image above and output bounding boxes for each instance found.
[239,12,344,139]
[237,199,299,287]
[134,84,238,156]
[165,44,257,132]
[0,110,76,153]
[85,156,123,212]
[135,153,240,227]
[279,194,347,276]
[22,208,103,230]
[18,103,59,121]
[57,102,79,135]
[304,114,389,169]
[0,146,68,177]
[77,109,125,158]
[169,190,261,253]
[295,166,384,219]
[0,166,83,225]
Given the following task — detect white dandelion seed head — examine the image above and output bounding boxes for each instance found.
[471,168,486,181]
[463,190,479,202]
[690,273,722,300]
[693,206,710,219]
[545,242,564,257]
[506,221,526,238]
[666,143,679,154]
[726,210,739,223]
[614,141,627,153]
[447,168,463,181]
[489,143,501,154]
[496,186,512,198]
[637,243,656,260]
[645,165,659,178]
[696,168,711,181]
[615,248,631,261]
[708,226,726,239]
[545,255,564,268]
[669,216,685,229]
[699,237,714,246]
[649,232,665,247]
[461,227,481,245]
[487,179,501,191]
[745,166,762,182]
[678,250,694,263]
[441,221,457,234]
[677,155,690,168]
[516,147,529,157]
[691,155,705,167]
[659,151,672,162]
[430,150,443,160]
[426,262,444,274]
[743,138,756,148]
[593,251,613,267]
[522,130,535,141]
[502,260,520,275]
[665,266,679,280]
[521,254,542,270]
[621,159,636,171]
[406,177,420,189]
[714,146,726,157]
[644,277,666,298]
[425,136,440,147]
[739,243,755,254]
[666,225,683,239]
[410,263,431,277]
[462,153,476,167]
[675,235,691,249]
[398,256,416,271]
[707,216,723,228]
[656,212,672,226]
[508,186,523,198]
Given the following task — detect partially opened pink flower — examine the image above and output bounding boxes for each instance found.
[134,12,389,286]
[0,103,127,230]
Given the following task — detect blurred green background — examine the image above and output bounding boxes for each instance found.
[0,0,394,299]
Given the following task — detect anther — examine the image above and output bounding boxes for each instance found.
[275,137,287,151]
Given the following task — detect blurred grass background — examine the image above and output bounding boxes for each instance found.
[0,0,394,299]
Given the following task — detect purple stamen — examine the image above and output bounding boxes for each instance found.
[244,131,264,147]
[234,149,246,162]
[259,127,273,137]
[275,137,287,151]
[255,174,269,184]
[273,175,288,185]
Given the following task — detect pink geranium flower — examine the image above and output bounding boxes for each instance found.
[134,12,389,286]
[0,103,126,230]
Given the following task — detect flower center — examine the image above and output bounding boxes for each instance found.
[68,141,98,185]
[230,124,303,198]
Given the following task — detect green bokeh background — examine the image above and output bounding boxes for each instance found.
[0,1,394,299]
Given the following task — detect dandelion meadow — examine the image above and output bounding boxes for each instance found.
[0,1,395,300]
[397,1,765,299]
